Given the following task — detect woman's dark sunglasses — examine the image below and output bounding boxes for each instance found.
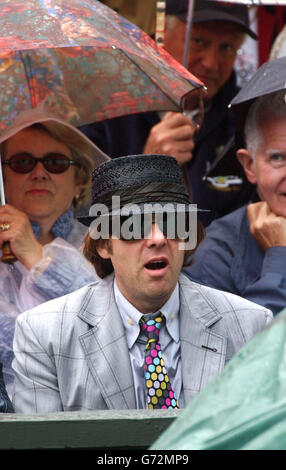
[2,152,77,174]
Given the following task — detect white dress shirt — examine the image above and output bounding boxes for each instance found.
[114,279,184,408]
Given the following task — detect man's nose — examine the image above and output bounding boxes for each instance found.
[200,46,220,72]
[145,223,166,247]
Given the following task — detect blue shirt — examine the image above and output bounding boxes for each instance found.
[114,279,184,409]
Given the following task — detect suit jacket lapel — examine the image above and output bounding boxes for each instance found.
[78,275,136,410]
[179,274,227,406]
[77,273,228,409]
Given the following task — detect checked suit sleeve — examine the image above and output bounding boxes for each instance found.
[12,311,63,414]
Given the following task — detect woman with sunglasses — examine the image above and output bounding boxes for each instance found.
[0,111,106,395]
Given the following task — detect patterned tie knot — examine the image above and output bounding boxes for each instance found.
[140,313,163,349]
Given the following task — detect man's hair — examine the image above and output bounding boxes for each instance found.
[1,122,94,210]
[244,90,286,159]
[83,219,205,279]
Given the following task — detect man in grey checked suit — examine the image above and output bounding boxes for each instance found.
[12,154,272,413]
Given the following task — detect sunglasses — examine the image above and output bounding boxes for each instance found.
[108,213,191,241]
[2,152,77,174]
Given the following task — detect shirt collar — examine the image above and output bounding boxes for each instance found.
[114,279,180,349]
[30,205,74,240]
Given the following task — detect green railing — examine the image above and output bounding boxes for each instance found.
[0,409,180,450]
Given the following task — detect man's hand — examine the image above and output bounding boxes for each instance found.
[143,111,197,165]
[247,201,286,251]
[0,204,43,269]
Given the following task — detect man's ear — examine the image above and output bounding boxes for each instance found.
[96,239,112,260]
[237,148,257,185]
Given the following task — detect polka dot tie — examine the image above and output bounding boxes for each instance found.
[140,313,179,409]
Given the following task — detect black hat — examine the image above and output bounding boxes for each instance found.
[78,154,194,226]
[166,0,257,39]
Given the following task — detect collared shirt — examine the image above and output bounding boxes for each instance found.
[114,279,184,409]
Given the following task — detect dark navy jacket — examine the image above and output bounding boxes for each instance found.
[80,73,253,226]
[185,205,286,317]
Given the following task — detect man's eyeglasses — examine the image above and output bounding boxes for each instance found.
[2,153,77,174]
[108,213,191,241]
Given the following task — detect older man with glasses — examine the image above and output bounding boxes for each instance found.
[185,88,286,317]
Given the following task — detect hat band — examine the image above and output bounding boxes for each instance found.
[93,182,191,210]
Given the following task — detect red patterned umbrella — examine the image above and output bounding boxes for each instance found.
[0,0,203,134]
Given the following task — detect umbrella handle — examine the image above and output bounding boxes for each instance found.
[0,153,16,263]
[0,241,16,264]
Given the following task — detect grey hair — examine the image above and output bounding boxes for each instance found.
[244,90,286,159]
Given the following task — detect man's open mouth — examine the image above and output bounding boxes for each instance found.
[145,259,168,270]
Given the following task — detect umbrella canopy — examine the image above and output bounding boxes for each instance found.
[151,308,286,450]
[204,55,286,190]
[0,0,203,134]
[230,55,286,137]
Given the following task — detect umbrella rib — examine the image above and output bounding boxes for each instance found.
[116,47,197,112]
[19,51,36,108]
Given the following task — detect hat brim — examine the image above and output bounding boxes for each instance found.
[0,107,110,168]
[178,10,257,40]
